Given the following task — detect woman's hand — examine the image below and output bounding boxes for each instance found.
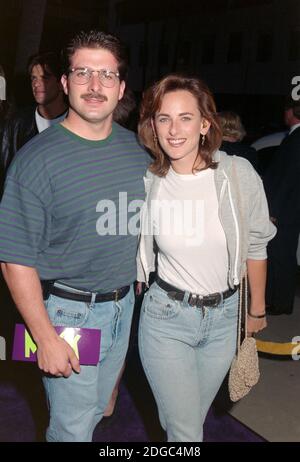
[247,313,267,336]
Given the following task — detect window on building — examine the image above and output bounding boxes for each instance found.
[227,32,243,63]
[289,30,300,61]
[201,33,216,65]
[256,32,273,62]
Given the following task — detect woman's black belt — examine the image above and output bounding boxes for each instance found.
[155,275,237,308]
[41,280,130,303]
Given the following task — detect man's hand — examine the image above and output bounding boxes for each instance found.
[0,263,81,378]
[37,335,81,377]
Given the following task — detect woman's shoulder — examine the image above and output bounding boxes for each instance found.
[143,168,157,194]
[145,168,155,178]
[217,150,262,195]
[144,167,163,181]
[218,149,256,174]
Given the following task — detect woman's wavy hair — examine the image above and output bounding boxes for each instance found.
[138,74,222,176]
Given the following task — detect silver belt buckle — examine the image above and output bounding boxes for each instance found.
[196,295,204,309]
[211,293,222,307]
[188,293,205,317]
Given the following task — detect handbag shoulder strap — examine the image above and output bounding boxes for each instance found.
[231,156,248,352]
[237,271,248,354]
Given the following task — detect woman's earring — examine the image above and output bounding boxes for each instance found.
[201,134,206,146]
[153,134,158,147]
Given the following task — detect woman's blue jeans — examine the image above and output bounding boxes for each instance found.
[42,285,135,442]
[138,282,238,442]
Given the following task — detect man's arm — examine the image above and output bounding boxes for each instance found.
[1,263,80,377]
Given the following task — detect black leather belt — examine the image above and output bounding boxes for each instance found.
[156,276,237,309]
[41,280,130,303]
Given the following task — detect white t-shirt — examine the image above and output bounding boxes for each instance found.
[35,108,66,133]
[153,167,229,295]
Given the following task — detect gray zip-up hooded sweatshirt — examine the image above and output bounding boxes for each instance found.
[137,149,277,288]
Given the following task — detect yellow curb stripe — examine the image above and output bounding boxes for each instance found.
[256,339,299,355]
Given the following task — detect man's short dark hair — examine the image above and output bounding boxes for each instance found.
[27,52,62,81]
[62,30,128,81]
[285,95,300,120]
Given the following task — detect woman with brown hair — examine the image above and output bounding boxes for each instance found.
[136,74,275,442]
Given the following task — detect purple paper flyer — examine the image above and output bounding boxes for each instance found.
[12,324,101,365]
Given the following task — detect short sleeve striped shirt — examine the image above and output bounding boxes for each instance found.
[0,122,149,292]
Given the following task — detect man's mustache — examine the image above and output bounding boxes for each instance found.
[81,93,108,101]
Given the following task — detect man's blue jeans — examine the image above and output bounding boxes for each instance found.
[139,282,238,442]
[42,284,135,442]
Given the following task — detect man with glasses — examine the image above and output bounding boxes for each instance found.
[0,30,148,442]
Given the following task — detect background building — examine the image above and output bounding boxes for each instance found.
[112,0,300,135]
[0,0,299,135]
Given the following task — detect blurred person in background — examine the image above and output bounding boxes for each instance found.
[264,97,300,315]
[0,65,14,194]
[219,110,258,171]
[1,52,68,174]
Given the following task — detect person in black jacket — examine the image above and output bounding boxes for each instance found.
[0,65,14,194]
[0,65,8,133]
[263,97,300,315]
[1,52,68,175]
[219,110,258,171]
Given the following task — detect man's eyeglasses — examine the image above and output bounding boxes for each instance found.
[69,68,120,88]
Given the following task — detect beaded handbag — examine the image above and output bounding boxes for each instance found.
[228,274,260,402]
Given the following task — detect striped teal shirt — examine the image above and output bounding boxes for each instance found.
[0,122,149,292]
